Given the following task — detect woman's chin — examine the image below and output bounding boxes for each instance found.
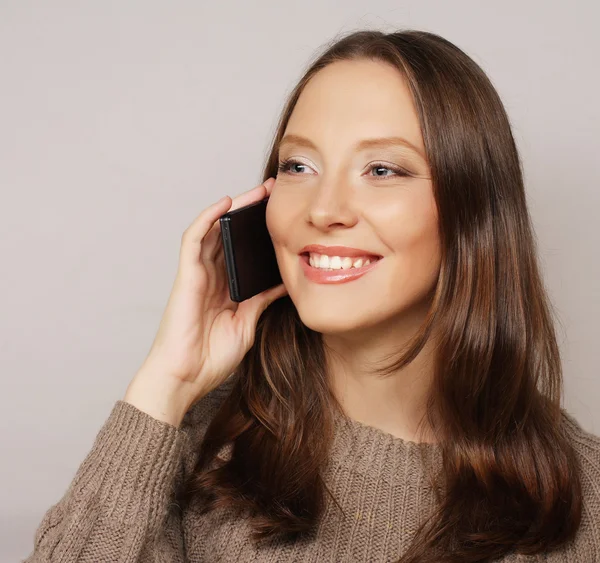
[294,303,376,335]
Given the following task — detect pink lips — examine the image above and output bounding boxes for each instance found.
[299,253,382,284]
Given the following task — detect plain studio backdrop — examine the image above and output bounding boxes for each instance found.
[1,1,598,560]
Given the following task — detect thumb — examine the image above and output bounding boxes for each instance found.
[238,283,288,327]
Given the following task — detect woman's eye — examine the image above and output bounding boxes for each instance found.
[368,162,410,179]
[370,165,395,178]
[277,158,312,175]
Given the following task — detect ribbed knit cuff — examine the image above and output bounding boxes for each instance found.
[66,400,190,529]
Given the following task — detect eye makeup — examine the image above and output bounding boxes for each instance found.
[277,157,413,180]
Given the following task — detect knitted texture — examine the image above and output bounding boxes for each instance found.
[24,376,600,562]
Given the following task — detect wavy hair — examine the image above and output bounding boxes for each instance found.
[177,29,582,562]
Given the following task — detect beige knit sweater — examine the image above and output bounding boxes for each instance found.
[24,376,600,562]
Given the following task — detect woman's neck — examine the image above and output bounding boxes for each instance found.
[324,314,438,444]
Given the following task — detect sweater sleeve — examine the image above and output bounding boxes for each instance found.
[23,399,192,563]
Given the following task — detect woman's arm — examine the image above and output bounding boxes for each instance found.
[23,400,191,563]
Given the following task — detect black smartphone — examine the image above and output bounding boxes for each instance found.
[219,196,283,302]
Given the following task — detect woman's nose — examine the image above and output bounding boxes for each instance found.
[305,181,358,231]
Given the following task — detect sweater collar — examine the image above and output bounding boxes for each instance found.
[327,407,444,483]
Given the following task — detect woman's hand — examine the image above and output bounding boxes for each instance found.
[123,177,287,426]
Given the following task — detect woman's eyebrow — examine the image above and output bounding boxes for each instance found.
[278,133,425,160]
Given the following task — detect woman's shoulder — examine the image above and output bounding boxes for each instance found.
[559,408,600,506]
[552,408,600,558]
[559,407,600,471]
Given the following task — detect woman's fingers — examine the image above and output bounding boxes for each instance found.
[180,177,275,266]
[205,177,275,265]
[202,177,275,262]
[236,281,288,338]
[229,177,274,213]
[264,177,276,197]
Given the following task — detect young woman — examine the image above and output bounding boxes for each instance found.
[26,29,600,562]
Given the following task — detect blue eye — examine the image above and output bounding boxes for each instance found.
[370,165,397,178]
[276,158,410,179]
[277,159,310,175]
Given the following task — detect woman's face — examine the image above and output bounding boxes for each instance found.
[266,59,441,336]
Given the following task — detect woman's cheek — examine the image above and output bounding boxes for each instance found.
[266,193,291,251]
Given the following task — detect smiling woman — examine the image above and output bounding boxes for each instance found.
[177,30,599,561]
[25,29,600,563]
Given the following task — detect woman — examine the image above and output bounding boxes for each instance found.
[25,29,600,562]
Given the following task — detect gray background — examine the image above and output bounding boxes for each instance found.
[1,1,598,560]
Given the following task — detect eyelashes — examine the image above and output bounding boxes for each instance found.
[276,157,411,180]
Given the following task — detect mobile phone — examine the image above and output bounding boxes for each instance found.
[219,196,283,302]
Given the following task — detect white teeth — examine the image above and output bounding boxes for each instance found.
[307,252,376,270]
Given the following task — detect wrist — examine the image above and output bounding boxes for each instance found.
[124,367,191,428]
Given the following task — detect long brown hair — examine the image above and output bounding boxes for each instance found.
[177,29,582,561]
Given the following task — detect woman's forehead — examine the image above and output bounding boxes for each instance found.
[287,60,425,156]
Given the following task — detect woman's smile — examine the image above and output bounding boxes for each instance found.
[299,252,383,284]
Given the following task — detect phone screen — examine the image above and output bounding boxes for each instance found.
[219,197,283,302]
